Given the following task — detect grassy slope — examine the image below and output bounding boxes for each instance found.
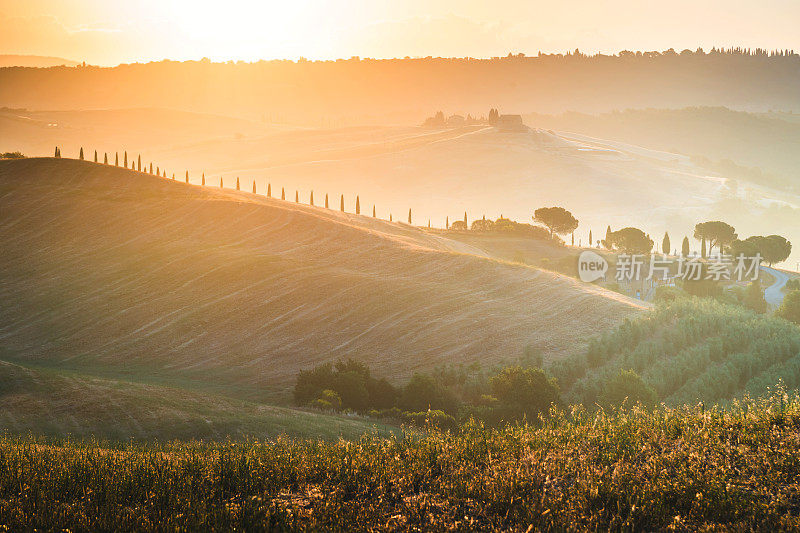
[0,360,388,441]
[0,158,641,399]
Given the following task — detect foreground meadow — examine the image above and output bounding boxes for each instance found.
[2,390,800,531]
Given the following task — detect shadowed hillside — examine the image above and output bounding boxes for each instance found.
[0,158,642,398]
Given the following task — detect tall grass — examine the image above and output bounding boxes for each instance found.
[2,389,800,531]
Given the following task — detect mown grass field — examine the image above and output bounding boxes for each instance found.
[2,391,800,531]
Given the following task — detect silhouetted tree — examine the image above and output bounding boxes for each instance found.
[295,190,299,203]
[94,150,97,163]
[156,166,159,176]
[682,236,690,256]
[356,196,360,215]
[340,195,344,212]
[201,173,205,186]
[115,153,118,166]
[464,212,468,226]
[124,151,127,167]
[608,227,654,255]
[267,183,271,197]
[533,207,579,238]
[281,187,285,200]
[373,205,376,217]
[325,193,328,208]
[389,213,393,222]
[408,209,412,224]
[149,163,152,174]
[219,177,223,187]
[694,221,737,255]
[137,155,141,171]
[310,190,314,205]
[604,225,613,249]
[236,177,240,190]
[662,232,670,255]
[104,153,108,164]
[54,146,59,158]
[589,229,592,247]
[253,181,257,194]
[79,147,84,160]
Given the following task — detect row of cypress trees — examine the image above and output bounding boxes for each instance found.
[59,146,425,226]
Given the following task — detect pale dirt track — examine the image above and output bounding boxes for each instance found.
[0,158,644,392]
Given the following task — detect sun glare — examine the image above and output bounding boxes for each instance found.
[150,0,336,60]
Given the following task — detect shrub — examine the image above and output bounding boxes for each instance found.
[490,366,560,423]
[599,369,658,409]
[0,151,24,159]
[776,291,800,326]
[402,409,457,431]
[400,373,460,415]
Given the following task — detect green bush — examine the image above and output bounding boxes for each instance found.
[776,290,800,326]
[599,369,658,409]
[490,366,560,423]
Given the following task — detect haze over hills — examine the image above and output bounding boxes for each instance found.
[0,158,642,404]
[1,50,799,124]
[4,105,798,268]
[0,55,79,68]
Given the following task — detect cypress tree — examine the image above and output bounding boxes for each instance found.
[310,191,314,205]
[201,173,205,186]
[325,194,328,208]
[219,177,223,188]
[115,153,119,166]
[124,151,127,167]
[389,213,393,222]
[267,183,271,197]
[236,177,240,190]
[94,150,98,163]
[253,180,257,194]
[340,195,344,212]
[79,147,84,160]
[464,212,467,226]
[295,190,299,203]
[408,209,412,224]
[356,196,360,215]
[428,219,431,228]
[589,230,593,247]
[446,216,449,229]
[172,173,175,180]
[104,153,108,164]
[137,155,141,172]
[156,166,159,176]
[605,225,612,248]
[54,146,59,158]
[662,232,670,255]
[373,205,376,217]
[281,188,285,200]
[163,170,166,178]
[149,163,152,174]
[681,237,690,256]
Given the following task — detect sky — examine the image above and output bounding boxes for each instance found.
[1,0,799,66]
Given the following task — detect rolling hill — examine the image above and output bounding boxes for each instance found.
[0,158,642,403]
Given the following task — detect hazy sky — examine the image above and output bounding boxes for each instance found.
[2,0,799,65]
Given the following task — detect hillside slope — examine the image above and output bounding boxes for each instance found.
[0,158,642,396]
